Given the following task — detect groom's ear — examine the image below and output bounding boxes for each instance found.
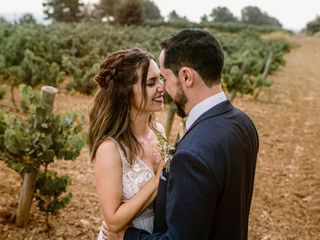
[179,67,193,87]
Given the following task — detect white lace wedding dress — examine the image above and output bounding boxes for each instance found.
[97,137,155,240]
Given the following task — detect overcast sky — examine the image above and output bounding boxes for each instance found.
[0,0,319,32]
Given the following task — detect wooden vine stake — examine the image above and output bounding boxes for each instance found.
[15,86,58,227]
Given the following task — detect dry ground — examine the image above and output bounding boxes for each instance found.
[0,33,319,239]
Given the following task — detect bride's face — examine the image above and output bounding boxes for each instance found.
[132,59,164,114]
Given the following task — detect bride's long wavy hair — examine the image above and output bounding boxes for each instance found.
[89,48,158,164]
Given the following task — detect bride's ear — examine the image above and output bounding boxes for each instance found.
[179,67,193,88]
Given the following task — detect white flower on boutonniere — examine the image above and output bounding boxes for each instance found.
[155,132,176,173]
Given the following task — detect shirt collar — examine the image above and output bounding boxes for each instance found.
[185,91,227,130]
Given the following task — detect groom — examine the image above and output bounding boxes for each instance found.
[126,29,259,239]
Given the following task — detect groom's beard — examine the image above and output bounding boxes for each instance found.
[174,82,188,118]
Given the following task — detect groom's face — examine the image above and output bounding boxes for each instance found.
[159,50,188,118]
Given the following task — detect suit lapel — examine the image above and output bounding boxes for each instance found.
[178,100,233,144]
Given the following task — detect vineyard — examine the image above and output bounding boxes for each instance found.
[0,22,289,98]
[0,21,319,239]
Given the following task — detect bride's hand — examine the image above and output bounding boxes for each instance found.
[103,222,125,240]
[152,149,164,178]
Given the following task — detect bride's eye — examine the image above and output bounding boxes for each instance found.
[147,81,155,87]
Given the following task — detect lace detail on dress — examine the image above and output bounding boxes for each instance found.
[106,137,155,202]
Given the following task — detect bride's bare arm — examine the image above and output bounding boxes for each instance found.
[94,139,162,233]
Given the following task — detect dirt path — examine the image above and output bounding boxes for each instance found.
[242,34,320,239]
[0,34,319,239]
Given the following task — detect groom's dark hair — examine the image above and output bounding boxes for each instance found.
[160,28,224,87]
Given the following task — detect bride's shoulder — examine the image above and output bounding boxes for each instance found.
[95,138,121,165]
[98,138,118,151]
[155,122,166,139]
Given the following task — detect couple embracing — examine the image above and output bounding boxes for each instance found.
[89,29,259,240]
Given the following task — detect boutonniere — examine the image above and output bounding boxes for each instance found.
[156,132,176,173]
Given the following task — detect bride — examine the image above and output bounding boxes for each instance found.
[88,48,166,239]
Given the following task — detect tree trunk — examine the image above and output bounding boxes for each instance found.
[15,171,37,227]
[254,52,273,100]
[229,89,237,102]
[15,86,58,227]
[10,79,17,108]
[41,86,58,106]
[165,103,176,140]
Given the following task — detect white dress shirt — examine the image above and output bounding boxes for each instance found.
[185,91,227,131]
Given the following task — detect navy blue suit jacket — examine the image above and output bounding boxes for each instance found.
[125,100,259,240]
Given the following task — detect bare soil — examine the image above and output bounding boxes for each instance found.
[0,33,319,239]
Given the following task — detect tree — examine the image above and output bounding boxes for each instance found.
[142,0,162,21]
[241,6,282,28]
[43,0,84,23]
[241,6,263,25]
[1,85,86,227]
[114,0,144,25]
[96,0,117,21]
[167,10,190,24]
[167,10,180,22]
[0,16,8,24]
[200,14,209,24]
[210,7,238,22]
[268,17,282,28]
[81,3,100,22]
[18,14,37,24]
[306,16,320,35]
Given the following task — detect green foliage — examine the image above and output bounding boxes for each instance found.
[55,24,175,93]
[20,50,64,86]
[2,85,86,172]
[241,6,282,28]
[0,24,66,89]
[200,14,209,24]
[96,0,162,23]
[114,0,144,26]
[306,16,320,35]
[43,0,84,23]
[97,0,118,21]
[219,32,290,99]
[0,90,5,100]
[142,0,162,21]
[35,171,72,215]
[0,21,288,97]
[167,10,191,25]
[198,6,282,32]
[0,85,86,219]
[210,6,238,23]
[19,14,37,24]
[3,116,37,173]
[66,63,99,94]
[0,17,8,24]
